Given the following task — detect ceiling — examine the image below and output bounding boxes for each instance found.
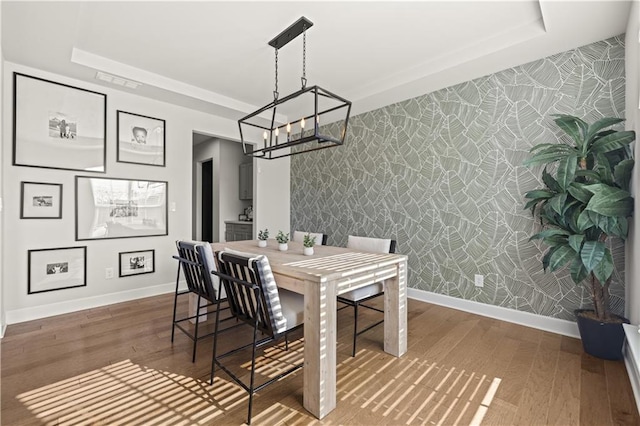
[1,1,633,125]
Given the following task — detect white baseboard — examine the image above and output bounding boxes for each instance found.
[5,282,176,325]
[407,288,580,338]
[0,323,6,338]
[623,324,640,414]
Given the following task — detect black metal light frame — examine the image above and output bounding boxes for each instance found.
[238,16,352,160]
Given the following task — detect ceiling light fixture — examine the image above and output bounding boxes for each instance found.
[238,16,352,159]
[95,71,142,90]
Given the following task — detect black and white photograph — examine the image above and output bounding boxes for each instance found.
[75,176,168,240]
[21,181,63,219]
[119,249,155,277]
[13,73,106,172]
[117,110,166,166]
[28,246,86,294]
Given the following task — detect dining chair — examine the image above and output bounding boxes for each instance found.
[210,249,304,425]
[338,235,397,357]
[171,240,234,362]
[292,230,328,245]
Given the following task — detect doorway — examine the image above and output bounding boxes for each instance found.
[201,159,213,242]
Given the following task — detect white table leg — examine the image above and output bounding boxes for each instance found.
[303,278,337,419]
[384,259,408,356]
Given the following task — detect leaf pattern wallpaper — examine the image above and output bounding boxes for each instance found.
[291,36,627,321]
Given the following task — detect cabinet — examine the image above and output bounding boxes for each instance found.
[225,222,253,242]
[239,162,253,200]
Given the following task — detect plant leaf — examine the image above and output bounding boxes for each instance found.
[567,182,593,204]
[570,257,589,284]
[552,114,587,148]
[585,117,624,143]
[590,130,636,154]
[568,234,584,253]
[581,241,606,272]
[614,159,635,191]
[548,244,576,272]
[523,151,571,167]
[595,153,614,184]
[557,155,577,190]
[529,228,570,241]
[585,187,633,217]
[592,249,614,284]
[549,192,568,215]
[524,189,554,200]
[577,209,593,231]
[542,167,561,192]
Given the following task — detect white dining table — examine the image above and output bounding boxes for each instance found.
[211,239,408,419]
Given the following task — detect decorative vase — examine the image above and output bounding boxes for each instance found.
[575,309,629,360]
[303,247,314,256]
[258,240,267,248]
[278,243,288,251]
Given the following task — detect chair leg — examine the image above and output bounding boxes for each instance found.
[171,266,181,343]
[285,332,289,351]
[247,317,260,425]
[192,294,202,363]
[352,302,359,357]
[210,295,224,385]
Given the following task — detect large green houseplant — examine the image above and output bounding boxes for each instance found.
[524,114,635,359]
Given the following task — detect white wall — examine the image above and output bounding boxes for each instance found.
[254,156,290,238]
[3,62,291,324]
[626,2,640,325]
[219,140,252,236]
[0,3,5,335]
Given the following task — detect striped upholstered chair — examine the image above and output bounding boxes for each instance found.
[210,248,304,425]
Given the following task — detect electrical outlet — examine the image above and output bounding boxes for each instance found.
[105,267,114,279]
[474,274,484,287]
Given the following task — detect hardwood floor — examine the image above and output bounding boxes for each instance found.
[1,294,638,425]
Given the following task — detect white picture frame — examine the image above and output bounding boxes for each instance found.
[75,176,168,241]
[28,246,87,294]
[119,249,155,277]
[13,73,106,173]
[21,181,63,219]
[117,110,166,166]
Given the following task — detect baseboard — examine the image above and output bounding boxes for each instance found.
[407,288,580,338]
[5,282,176,325]
[0,323,6,339]
[623,324,640,414]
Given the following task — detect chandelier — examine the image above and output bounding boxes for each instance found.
[238,17,352,159]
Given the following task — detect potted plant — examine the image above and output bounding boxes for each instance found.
[303,233,316,256]
[257,229,269,248]
[524,114,635,360]
[276,231,289,251]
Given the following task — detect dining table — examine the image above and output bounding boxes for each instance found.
[210,239,408,419]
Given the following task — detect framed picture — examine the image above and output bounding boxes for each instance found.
[75,176,168,241]
[28,246,87,294]
[13,72,106,173]
[21,182,63,219]
[119,249,155,277]
[117,110,166,166]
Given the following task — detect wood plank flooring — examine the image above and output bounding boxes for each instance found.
[1,294,638,425]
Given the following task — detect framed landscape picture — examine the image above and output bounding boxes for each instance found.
[119,249,155,277]
[28,246,87,294]
[13,73,107,173]
[75,176,168,241]
[117,110,166,166]
[21,182,63,219]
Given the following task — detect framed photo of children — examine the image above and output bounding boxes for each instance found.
[28,246,87,294]
[119,249,155,277]
[13,73,107,173]
[21,182,63,219]
[117,110,166,167]
[75,176,168,241]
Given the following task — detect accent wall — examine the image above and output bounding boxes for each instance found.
[291,36,626,321]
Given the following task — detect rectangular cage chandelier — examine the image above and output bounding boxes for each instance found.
[238,17,352,160]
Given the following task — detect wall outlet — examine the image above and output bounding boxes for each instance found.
[105,267,114,279]
[474,274,484,287]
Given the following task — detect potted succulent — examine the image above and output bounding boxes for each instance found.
[257,229,269,248]
[303,233,317,256]
[276,231,289,251]
[524,114,635,360]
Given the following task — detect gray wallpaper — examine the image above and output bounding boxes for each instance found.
[291,36,626,321]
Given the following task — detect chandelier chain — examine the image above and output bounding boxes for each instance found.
[301,25,307,89]
[273,48,279,100]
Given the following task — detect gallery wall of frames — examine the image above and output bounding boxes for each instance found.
[2,62,240,319]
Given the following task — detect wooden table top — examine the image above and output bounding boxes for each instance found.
[211,239,407,283]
